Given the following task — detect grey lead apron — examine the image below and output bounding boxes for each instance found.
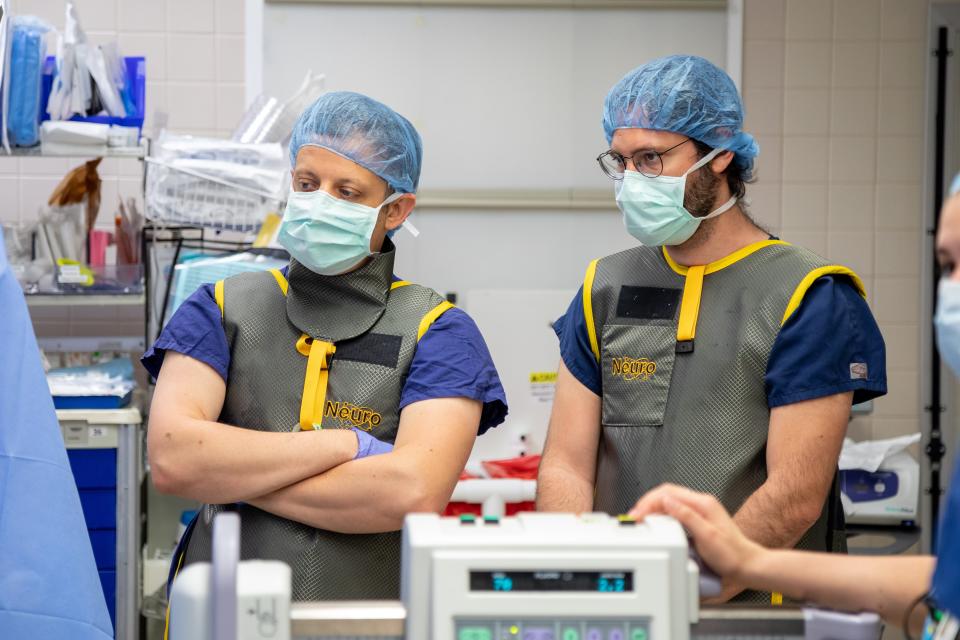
[585,241,866,602]
[180,243,450,601]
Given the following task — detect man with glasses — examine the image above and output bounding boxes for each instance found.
[536,55,887,602]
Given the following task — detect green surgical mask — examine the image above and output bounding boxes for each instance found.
[278,188,404,275]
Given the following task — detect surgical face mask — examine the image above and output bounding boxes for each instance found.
[278,188,403,276]
[935,278,960,377]
[615,147,738,246]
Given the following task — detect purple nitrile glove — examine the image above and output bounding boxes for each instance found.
[352,427,394,459]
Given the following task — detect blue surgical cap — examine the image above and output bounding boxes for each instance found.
[289,91,423,194]
[602,55,759,178]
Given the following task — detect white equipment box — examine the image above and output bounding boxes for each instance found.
[402,512,699,640]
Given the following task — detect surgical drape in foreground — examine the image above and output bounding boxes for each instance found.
[0,228,113,639]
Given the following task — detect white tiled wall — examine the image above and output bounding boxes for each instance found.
[6,0,246,337]
[743,0,928,441]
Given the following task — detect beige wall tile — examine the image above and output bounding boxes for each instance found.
[834,0,882,40]
[877,88,925,136]
[876,183,923,229]
[754,135,783,182]
[786,42,832,87]
[143,82,167,133]
[873,276,921,323]
[882,323,921,372]
[216,35,245,83]
[829,230,874,275]
[166,34,216,82]
[830,89,878,136]
[783,136,830,181]
[877,136,923,183]
[782,230,829,255]
[830,137,877,182]
[745,0,786,40]
[745,40,787,88]
[872,370,920,417]
[119,0,166,32]
[216,0,245,34]
[118,33,167,82]
[829,184,875,230]
[78,0,118,32]
[784,89,830,135]
[0,177,21,224]
[875,230,922,276]
[19,176,60,222]
[786,0,834,39]
[0,157,20,174]
[881,0,927,40]
[783,183,828,229]
[744,89,784,135]
[880,41,927,88]
[166,83,217,130]
[832,42,879,88]
[872,417,921,439]
[168,0,215,33]
[746,183,782,232]
[846,416,873,441]
[216,84,246,134]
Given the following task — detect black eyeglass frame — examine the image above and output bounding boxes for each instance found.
[596,137,693,180]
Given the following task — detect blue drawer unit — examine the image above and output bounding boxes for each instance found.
[89,529,117,570]
[99,570,116,626]
[67,449,118,489]
[78,488,118,530]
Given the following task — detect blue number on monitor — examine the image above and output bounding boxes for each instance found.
[493,576,513,591]
[597,577,625,592]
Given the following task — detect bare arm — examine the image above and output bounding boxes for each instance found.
[536,361,601,512]
[147,352,358,503]
[733,392,851,546]
[631,484,935,634]
[248,397,481,533]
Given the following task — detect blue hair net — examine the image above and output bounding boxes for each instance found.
[602,55,759,178]
[289,91,423,194]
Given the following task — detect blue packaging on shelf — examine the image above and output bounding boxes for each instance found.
[99,570,116,625]
[89,529,117,570]
[53,390,133,410]
[78,488,117,529]
[41,56,145,135]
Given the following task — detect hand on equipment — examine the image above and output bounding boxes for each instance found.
[352,427,394,459]
[629,483,765,592]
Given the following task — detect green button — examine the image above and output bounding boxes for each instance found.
[562,627,580,640]
[459,514,476,524]
[630,627,647,640]
[458,627,492,640]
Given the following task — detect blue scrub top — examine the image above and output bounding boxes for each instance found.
[932,455,960,618]
[554,274,887,407]
[142,271,508,433]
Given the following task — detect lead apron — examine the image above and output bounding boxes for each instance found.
[181,245,450,601]
[587,241,865,602]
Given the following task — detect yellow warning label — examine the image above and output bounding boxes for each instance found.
[529,371,558,384]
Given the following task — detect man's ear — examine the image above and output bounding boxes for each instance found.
[384,194,417,231]
[710,150,734,174]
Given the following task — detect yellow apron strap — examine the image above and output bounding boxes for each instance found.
[214,279,225,317]
[163,549,188,640]
[269,268,289,296]
[298,338,336,430]
[583,258,601,362]
[417,300,455,342]
[676,264,706,352]
[771,591,784,606]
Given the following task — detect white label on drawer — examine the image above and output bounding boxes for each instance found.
[88,426,107,439]
[63,424,87,444]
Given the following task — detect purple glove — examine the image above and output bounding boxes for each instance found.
[352,428,394,459]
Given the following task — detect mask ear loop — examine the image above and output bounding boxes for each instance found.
[381,191,421,238]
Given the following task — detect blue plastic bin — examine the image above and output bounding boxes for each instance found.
[53,391,133,410]
[40,56,145,136]
[67,449,117,489]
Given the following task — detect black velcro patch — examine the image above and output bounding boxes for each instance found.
[334,333,403,368]
[616,286,681,320]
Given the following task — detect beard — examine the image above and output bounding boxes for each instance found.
[679,167,723,249]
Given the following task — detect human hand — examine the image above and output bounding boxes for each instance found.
[352,428,394,459]
[628,483,767,589]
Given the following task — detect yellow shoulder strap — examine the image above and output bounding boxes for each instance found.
[418,300,455,342]
[781,266,867,326]
[214,279,225,317]
[583,258,601,362]
[269,268,288,296]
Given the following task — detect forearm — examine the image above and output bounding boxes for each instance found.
[742,551,935,632]
[536,461,595,513]
[250,450,448,533]
[733,479,822,549]
[149,416,356,504]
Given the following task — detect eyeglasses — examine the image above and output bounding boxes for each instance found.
[596,138,692,180]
